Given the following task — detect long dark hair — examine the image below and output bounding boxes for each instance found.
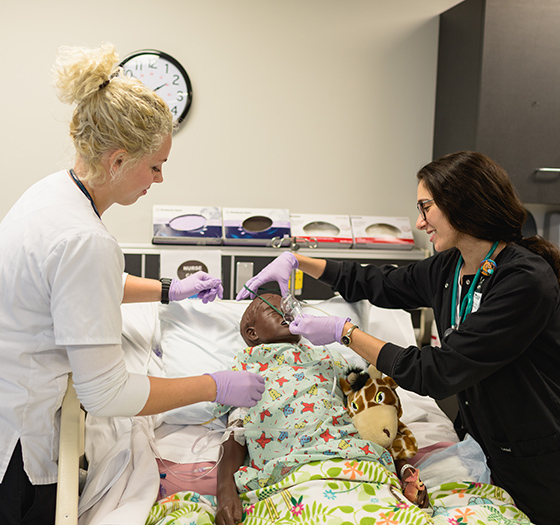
[417,151,560,282]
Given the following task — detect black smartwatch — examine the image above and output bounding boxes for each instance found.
[341,325,359,346]
[160,278,172,304]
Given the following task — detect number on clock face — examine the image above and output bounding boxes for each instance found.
[121,51,192,125]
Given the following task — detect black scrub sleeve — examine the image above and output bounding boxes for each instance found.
[318,256,436,310]
[376,342,407,378]
[318,259,343,288]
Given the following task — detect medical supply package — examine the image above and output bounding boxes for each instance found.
[222,207,291,246]
[152,205,223,245]
[350,215,414,249]
[290,213,353,249]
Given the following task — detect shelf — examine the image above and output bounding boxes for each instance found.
[120,243,429,261]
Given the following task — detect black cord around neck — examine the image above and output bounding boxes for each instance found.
[69,169,101,219]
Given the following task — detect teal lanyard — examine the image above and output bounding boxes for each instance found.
[450,241,499,329]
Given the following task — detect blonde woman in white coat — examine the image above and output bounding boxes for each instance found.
[0,44,264,525]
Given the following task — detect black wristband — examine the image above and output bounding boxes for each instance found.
[160,278,172,304]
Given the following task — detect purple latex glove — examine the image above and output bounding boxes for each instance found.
[206,370,265,407]
[289,314,350,346]
[235,251,298,300]
[169,272,224,303]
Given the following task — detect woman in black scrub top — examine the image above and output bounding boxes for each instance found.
[238,151,560,525]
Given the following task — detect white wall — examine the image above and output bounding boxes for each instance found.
[1,0,463,250]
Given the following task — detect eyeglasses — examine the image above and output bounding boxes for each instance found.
[416,199,434,221]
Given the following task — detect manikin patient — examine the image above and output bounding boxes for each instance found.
[214,293,426,525]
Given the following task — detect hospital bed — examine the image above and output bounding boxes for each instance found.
[55,293,534,525]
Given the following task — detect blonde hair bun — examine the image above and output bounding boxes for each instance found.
[53,43,120,105]
[51,42,173,188]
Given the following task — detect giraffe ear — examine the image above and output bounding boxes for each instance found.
[383,376,399,390]
[339,377,353,396]
[367,363,383,380]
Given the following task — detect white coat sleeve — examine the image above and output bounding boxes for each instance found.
[67,343,150,417]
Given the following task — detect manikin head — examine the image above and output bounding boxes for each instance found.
[240,293,301,347]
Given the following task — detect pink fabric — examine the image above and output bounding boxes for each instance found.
[157,459,217,499]
[409,442,456,467]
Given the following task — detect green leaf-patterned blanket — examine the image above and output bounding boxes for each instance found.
[146,458,533,524]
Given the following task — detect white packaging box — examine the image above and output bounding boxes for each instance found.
[222,207,291,246]
[152,205,223,245]
[350,215,415,249]
[290,213,353,249]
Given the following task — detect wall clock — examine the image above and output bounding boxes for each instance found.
[120,50,193,128]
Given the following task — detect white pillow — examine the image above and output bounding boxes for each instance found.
[159,299,248,424]
[367,306,417,349]
[121,302,162,376]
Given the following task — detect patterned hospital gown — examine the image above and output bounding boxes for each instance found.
[213,342,394,492]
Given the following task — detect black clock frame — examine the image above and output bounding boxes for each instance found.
[119,49,193,127]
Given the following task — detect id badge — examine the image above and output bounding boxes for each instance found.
[472,291,482,313]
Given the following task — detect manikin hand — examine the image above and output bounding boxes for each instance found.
[401,466,429,508]
[169,272,224,303]
[235,252,298,300]
[216,436,247,525]
[289,314,350,346]
[207,370,265,407]
[215,491,243,525]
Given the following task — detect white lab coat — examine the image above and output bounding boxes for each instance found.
[78,416,160,525]
[0,170,124,484]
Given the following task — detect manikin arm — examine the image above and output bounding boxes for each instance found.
[215,434,247,525]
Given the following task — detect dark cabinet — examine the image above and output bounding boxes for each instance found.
[433,0,560,204]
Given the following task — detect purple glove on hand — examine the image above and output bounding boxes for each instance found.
[169,272,224,303]
[289,314,350,346]
[207,370,266,407]
[235,251,298,300]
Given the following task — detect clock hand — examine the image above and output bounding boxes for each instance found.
[154,83,168,92]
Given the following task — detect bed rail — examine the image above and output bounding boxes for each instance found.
[55,374,84,525]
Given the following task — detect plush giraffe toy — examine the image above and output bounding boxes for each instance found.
[340,364,429,508]
[339,364,418,460]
